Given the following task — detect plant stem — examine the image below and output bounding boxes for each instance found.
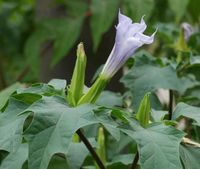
[76,129,106,169]
[130,151,139,169]
[0,61,6,90]
[168,90,173,120]
[16,65,30,81]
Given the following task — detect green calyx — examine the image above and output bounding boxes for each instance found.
[67,42,87,106]
[78,75,109,105]
[136,92,151,128]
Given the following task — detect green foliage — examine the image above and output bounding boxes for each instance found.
[173,102,200,126]
[90,0,119,51]
[122,121,184,169]
[0,83,21,109]
[1,1,200,169]
[123,0,154,21]
[121,51,197,110]
[180,145,200,169]
[0,98,29,152]
[24,97,99,169]
[188,0,200,22]
[168,0,189,22]
[52,17,84,66]
[0,144,28,169]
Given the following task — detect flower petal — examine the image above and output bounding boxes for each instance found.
[118,10,132,24]
[136,30,156,44]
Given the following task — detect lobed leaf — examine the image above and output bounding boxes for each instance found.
[173,102,200,126]
[121,119,184,169]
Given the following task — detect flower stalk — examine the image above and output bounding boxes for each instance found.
[78,75,109,104]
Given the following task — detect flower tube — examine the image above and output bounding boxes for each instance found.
[78,11,155,104]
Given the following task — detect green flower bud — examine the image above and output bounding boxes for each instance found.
[95,127,106,169]
[67,42,87,106]
[136,92,151,128]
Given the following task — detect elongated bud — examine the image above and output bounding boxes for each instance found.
[136,92,151,127]
[175,28,188,52]
[78,74,109,105]
[67,42,87,106]
[95,127,106,169]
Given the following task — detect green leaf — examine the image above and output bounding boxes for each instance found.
[24,28,53,77]
[23,96,119,169]
[122,0,154,21]
[188,0,200,22]
[168,0,189,22]
[48,79,67,97]
[121,121,184,169]
[0,98,29,152]
[51,0,87,65]
[120,52,196,110]
[151,109,168,122]
[52,17,84,66]
[17,83,65,97]
[64,0,88,17]
[47,141,93,169]
[66,142,89,169]
[108,154,133,167]
[180,145,200,169]
[172,102,200,126]
[184,85,200,101]
[0,83,21,110]
[47,155,68,169]
[48,79,67,91]
[13,93,42,104]
[0,144,28,169]
[190,55,200,65]
[90,0,119,51]
[96,91,123,108]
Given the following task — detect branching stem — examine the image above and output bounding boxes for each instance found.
[130,151,139,169]
[168,89,173,120]
[76,129,106,169]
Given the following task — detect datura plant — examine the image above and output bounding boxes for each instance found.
[0,11,200,169]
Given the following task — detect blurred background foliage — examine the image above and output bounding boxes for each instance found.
[0,1,200,168]
[0,0,200,100]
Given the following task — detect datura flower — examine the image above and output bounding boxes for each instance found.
[181,22,193,42]
[101,11,156,79]
[78,11,156,104]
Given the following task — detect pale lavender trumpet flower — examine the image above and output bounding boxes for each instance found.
[101,11,156,79]
[78,12,156,104]
[181,22,193,42]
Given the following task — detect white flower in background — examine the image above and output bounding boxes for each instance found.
[101,11,156,79]
[181,22,194,42]
[156,88,169,107]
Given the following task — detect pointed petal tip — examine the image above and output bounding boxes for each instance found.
[152,28,158,36]
[118,9,132,24]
